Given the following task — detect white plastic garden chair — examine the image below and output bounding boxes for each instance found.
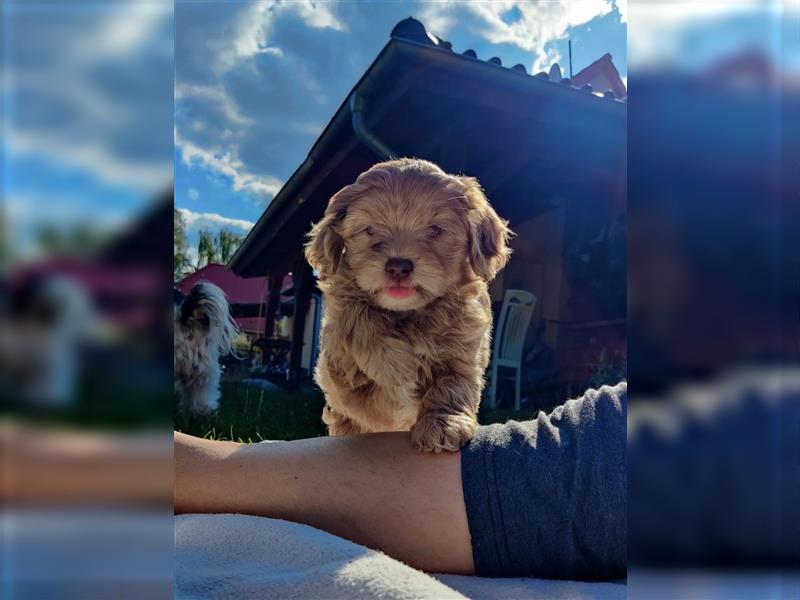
[487,289,537,410]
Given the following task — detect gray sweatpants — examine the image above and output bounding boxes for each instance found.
[461,382,627,580]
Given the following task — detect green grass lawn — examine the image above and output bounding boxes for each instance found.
[176,379,538,442]
[175,382,328,442]
[2,360,173,431]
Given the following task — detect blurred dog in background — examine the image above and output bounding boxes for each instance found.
[0,275,98,408]
[174,282,237,415]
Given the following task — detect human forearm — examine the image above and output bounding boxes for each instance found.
[173,431,474,574]
[1,422,171,505]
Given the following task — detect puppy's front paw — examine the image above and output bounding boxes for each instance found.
[411,412,477,453]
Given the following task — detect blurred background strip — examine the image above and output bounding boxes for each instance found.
[1,1,174,597]
[627,0,799,597]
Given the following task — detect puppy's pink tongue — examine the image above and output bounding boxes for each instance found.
[386,287,416,299]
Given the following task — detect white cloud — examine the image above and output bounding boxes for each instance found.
[176,207,254,266]
[5,2,173,197]
[628,1,777,68]
[188,188,200,201]
[7,129,169,194]
[176,131,284,199]
[421,0,614,72]
[176,0,626,212]
[5,192,131,259]
[615,0,628,24]
[177,207,255,233]
[186,244,199,268]
[212,0,344,72]
[175,2,348,204]
[294,0,345,30]
[175,82,252,126]
[78,1,171,59]
[6,193,130,230]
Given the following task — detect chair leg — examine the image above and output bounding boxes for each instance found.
[514,368,521,411]
[488,365,498,409]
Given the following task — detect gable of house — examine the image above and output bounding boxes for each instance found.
[571,53,627,99]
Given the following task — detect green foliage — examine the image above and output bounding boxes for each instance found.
[216,228,243,264]
[35,222,106,256]
[0,208,9,266]
[196,230,216,268]
[174,210,243,279]
[194,228,244,268]
[174,209,192,281]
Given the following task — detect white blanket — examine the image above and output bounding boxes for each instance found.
[175,514,626,600]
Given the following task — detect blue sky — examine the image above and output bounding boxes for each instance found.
[7,1,788,264]
[628,1,785,71]
[174,0,628,262]
[3,0,173,258]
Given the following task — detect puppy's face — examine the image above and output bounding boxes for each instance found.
[306,159,511,311]
[341,175,469,311]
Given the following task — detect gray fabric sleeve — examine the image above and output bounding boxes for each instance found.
[461,382,627,580]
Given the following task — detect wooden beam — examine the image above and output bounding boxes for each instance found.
[288,259,314,384]
[263,273,284,339]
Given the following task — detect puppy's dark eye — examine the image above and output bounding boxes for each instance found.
[371,242,384,252]
[429,225,443,238]
[365,226,375,237]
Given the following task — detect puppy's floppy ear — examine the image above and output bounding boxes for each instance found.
[459,176,513,282]
[305,183,361,278]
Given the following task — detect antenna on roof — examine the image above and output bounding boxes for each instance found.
[568,40,573,78]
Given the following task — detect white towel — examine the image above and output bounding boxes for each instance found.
[175,514,626,600]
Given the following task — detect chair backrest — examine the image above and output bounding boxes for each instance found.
[492,289,537,364]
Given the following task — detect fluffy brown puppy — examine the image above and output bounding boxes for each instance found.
[305,158,511,451]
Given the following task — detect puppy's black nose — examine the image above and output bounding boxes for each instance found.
[385,258,414,281]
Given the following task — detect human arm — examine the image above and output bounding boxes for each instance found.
[173,430,475,574]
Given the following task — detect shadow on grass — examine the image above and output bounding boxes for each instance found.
[175,381,328,442]
[2,359,172,431]
[176,379,540,442]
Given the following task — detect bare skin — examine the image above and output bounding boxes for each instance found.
[0,421,172,506]
[174,430,475,575]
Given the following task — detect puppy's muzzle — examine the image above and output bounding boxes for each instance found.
[385,258,414,282]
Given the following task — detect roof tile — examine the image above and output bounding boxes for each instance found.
[389,17,625,103]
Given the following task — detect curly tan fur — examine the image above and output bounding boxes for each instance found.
[305,158,511,452]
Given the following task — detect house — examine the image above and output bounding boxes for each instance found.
[9,198,172,337]
[7,255,162,331]
[628,53,798,392]
[177,264,274,339]
[570,53,627,100]
[229,17,627,404]
[4,198,175,409]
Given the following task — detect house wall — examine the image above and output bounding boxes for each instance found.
[490,206,568,349]
[274,295,322,378]
[179,264,269,337]
[488,201,626,399]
